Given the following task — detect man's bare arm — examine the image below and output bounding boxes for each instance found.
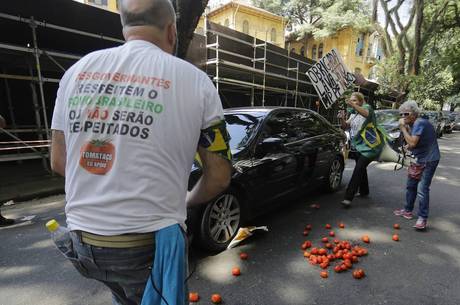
[186,146,232,208]
[51,130,66,176]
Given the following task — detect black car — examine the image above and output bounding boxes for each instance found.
[187,107,346,251]
[442,111,456,134]
[422,111,445,138]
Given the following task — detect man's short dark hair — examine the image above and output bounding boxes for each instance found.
[119,0,176,29]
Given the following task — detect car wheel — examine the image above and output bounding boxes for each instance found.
[324,157,344,192]
[199,190,242,252]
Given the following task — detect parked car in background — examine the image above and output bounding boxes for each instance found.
[442,111,456,134]
[422,111,445,138]
[453,112,460,131]
[375,109,403,148]
[187,107,346,251]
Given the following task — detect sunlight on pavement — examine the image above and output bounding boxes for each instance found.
[20,238,53,251]
[199,252,243,284]
[0,265,39,278]
[434,219,460,234]
[435,244,460,268]
[417,253,448,266]
[338,228,396,244]
[276,284,310,304]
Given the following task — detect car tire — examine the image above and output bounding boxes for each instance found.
[324,156,344,193]
[198,189,243,252]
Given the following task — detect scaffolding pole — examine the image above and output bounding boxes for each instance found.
[30,17,50,142]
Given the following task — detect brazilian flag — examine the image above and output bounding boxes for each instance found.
[351,104,389,160]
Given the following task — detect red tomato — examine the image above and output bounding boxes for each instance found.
[333,239,340,244]
[339,223,345,229]
[320,262,329,269]
[303,230,309,236]
[325,224,332,229]
[318,248,327,255]
[232,267,241,276]
[320,271,328,278]
[322,237,329,243]
[306,224,313,230]
[352,256,359,263]
[239,253,249,260]
[362,235,370,243]
[392,234,400,241]
[340,264,348,271]
[189,292,200,302]
[327,254,336,261]
[393,223,401,229]
[353,268,365,279]
[304,241,312,248]
[304,251,311,258]
[211,294,222,304]
[311,247,319,255]
[329,231,335,237]
[325,243,333,249]
[344,259,353,268]
[334,265,342,273]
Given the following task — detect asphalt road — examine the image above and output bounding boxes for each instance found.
[1,132,460,305]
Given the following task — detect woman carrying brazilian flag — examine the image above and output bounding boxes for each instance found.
[338,92,386,207]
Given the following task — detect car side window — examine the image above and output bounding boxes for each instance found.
[260,110,328,144]
[288,110,330,139]
[260,111,294,143]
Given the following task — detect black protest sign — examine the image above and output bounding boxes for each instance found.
[306,49,356,109]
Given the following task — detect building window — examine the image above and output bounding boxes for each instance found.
[224,18,230,27]
[312,45,317,60]
[270,28,276,42]
[243,20,249,34]
[300,46,305,57]
[318,43,324,59]
[355,33,365,56]
[88,0,108,5]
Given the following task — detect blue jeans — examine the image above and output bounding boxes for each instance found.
[69,231,154,305]
[405,160,439,219]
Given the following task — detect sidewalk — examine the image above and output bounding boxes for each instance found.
[0,159,64,204]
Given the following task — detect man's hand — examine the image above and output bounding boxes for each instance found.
[398,118,406,127]
[51,130,66,176]
[186,147,232,208]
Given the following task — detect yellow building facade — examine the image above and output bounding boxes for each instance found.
[197,1,285,48]
[286,28,384,78]
[83,0,118,13]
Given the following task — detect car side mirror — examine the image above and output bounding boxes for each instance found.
[257,137,284,156]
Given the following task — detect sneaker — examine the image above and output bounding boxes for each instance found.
[393,209,413,220]
[413,217,427,230]
[341,200,351,207]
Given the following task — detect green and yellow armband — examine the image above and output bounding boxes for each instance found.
[196,120,232,164]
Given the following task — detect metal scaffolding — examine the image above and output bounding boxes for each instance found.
[203,20,319,109]
[0,10,123,167]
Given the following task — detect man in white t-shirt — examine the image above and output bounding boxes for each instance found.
[50,0,232,304]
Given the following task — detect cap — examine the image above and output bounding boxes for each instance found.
[45,219,60,232]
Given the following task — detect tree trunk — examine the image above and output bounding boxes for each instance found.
[371,0,378,23]
[411,0,424,75]
[172,0,209,59]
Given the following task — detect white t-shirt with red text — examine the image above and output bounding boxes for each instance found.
[51,40,223,235]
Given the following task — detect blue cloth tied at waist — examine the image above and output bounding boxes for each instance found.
[141,224,187,305]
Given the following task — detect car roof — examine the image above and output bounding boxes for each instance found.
[223,106,314,114]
